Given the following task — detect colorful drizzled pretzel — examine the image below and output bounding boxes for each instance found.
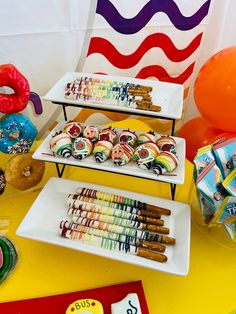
[0,64,30,113]
[60,224,168,263]
[69,209,169,234]
[60,220,167,253]
[67,195,163,219]
[68,202,163,226]
[74,187,171,214]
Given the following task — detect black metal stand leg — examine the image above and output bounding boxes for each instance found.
[170,183,176,200]
[62,104,68,120]
[171,119,176,136]
[56,163,66,178]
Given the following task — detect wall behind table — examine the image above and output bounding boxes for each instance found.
[184,0,236,122]
[1,0,235,136]
[0,0,92,137]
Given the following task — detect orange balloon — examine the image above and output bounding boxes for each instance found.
[194,46,236,132]
[177,117,225,162]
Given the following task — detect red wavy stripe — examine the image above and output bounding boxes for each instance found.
[87,33,202,68]
[94,64,194,84]
[135,63,195,84]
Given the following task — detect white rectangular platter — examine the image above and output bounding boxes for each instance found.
[33,121,186,185]
[16,177,190,276]
[43,72,184,119]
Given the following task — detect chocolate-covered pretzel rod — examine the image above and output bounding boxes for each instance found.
[76,188,171,215]
[71,188,171,215]
[60,225,167,263]
[67,195,162,219]
[70,212,169,235]
[71,216,175,245]
[69,208,168,234]
[68,203,164,226]
[65,78,155,110]
[60,220,166,253]
[68,210,175,245]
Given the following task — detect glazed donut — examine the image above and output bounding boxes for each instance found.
[5,152,45,190]
[0,64,30,113]
[0,114,37,154]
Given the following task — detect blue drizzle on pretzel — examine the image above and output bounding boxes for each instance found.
[0,114,37,154]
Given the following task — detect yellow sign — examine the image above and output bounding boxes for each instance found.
[66,298,104,314]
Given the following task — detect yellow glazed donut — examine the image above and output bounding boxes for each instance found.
[5,152,45,190]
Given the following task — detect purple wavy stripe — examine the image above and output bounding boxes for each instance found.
[96,0,211,33]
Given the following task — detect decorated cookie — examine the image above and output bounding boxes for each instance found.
[156,135,176,153]
[73,137,93,159]
[83,125,99,143]
[118,129,138,148]
[153,151,178,175]
[133,142,160,170]
[137,130,156,145]
[0,64,30,114]
[50,132,72,158]
[0,168,6,195]
[0,114,37,154]
[93,140,113,163]
[111,143,134,166]
[99,126,117,144]
[5,152,45,190]
[63,121,83,139]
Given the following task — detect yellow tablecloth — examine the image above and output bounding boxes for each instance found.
[1,120,236,314]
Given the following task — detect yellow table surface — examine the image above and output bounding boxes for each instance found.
[1,119,236,314]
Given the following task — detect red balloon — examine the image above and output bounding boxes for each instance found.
[177,117,226,162]
[194,46,236,132]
